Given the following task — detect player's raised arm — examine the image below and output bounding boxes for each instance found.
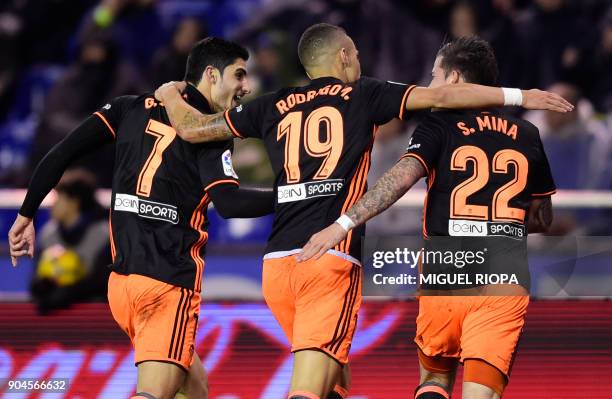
[406,84,574,113]
[155,81,233,143]
[296,156,426,262]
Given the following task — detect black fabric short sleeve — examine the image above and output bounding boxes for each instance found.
[224,94,274,139]
[401,114,445,174]
[93,95,137,139]
[529,134,557,197]
[197,140,240,192]
[359,77,415,125]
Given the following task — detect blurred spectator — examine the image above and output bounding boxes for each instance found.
[251,33,288,93]
[449,2,478,39]
[150,17,205,87]
[27,33,146,187]
[525,83,611,234]
[233,0,440,84]
[582,9,612,113]
[30,169,111,315]
[0,0,97,116]
[78,0,167,69]
[516,0,595,89]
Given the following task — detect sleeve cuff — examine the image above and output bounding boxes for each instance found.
[204,179,240,192]
[532,189,556,197]
[399,85,417,120]
[224,110,245,138]
[400,153,430,175]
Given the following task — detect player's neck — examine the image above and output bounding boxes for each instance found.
[306,68,348,83]
[193,82,220,113]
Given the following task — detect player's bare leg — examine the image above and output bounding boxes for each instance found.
[289,349,341,398]
[462,382,500,399]
[175,354,208,399]
[415,361,457,399]
[135,361,185,399]
[327,364,351,398]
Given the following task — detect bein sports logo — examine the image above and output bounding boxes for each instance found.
[448,219,487,236]
[277,179,344,204]
[0,304,403,399]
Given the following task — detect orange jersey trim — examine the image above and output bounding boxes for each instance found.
[401,153,430,176]
[335,152,367,253]
[94,112,116,139]
[399,85,417,120]
[190,194,210,291]
[224,110,244,138]
[422,168,436,238]
[338,149,371,253]
[532,190,556,197]
[204,179,239,192]
[108,210,116,262]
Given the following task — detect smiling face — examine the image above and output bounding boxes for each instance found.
[208,57,251,112]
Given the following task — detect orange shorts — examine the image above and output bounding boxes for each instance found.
[415,295,528,378]
[262,253,362,364]
[107,272,201,371]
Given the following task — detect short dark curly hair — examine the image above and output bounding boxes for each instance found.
[184,37,249,85]
[437,37,499,86]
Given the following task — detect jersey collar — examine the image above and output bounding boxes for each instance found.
[309,76,345,85]
[184,84,213,114]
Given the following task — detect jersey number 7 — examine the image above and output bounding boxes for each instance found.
[277,107,344,183]
[137,119,177,197]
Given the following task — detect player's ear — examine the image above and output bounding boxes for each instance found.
[340,47,349,67]
[447,70,462,84]
[204,66,217,84]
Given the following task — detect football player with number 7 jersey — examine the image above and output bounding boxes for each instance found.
[8,37,274,399]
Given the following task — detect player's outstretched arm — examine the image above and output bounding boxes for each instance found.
[527,197,553,233]
[155,81,233,143]
[406,84,574,113]
[208,184,275,218]
[296,156,426,262]
[8,115,113,266]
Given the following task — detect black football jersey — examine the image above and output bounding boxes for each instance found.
[403,110,555,290]
[94,85,239,291]
[225,77,414,263]
[403,109,556,238]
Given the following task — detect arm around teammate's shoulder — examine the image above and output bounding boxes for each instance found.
[155,81,233,143]
[405,84,574,113]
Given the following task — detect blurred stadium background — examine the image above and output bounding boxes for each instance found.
[0,0,611,397]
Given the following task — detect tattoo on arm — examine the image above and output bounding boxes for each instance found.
[176,112,233,141]
[537,197,553,227]
[346,156,426,227]
[528,197,553,233]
